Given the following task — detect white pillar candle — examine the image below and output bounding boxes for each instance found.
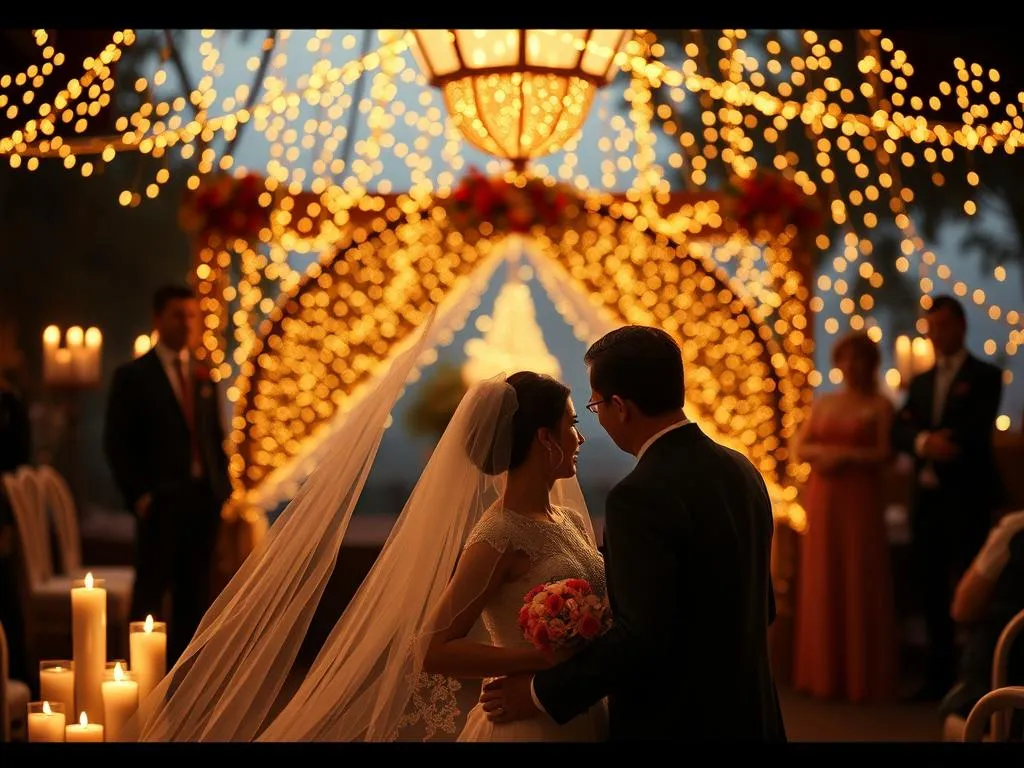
[27,701,66,742]
[71,573,107,725]
[101,662,138,742]
[42,325,61,385]
[84,327,102,385]
[133,334,152,359]
[894,334,911,383]
[65,711,104,742]
[39,660,75,715]
[912,336,935,375]
[129,616,167,704]
[54,347,72,387]
[66,325,85,384]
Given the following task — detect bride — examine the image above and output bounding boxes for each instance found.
[129,317,609,742]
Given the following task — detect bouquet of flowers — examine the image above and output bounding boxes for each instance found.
[178,170,271,242]
[517,578,612,653]
[729,168,822,240]
[447,166,573,234]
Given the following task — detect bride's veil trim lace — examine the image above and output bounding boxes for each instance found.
[126,312,596,742]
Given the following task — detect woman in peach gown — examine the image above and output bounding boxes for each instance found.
[792,331,900,703]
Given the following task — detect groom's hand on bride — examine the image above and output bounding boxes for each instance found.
[480,674,539,723]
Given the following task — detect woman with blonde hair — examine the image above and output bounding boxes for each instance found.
[792,331,900,703]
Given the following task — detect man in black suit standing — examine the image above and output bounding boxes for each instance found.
[480,326,786,742]
[893,294,1006,699]
[104,285,233,664]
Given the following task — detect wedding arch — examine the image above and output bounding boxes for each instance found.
[222,179,816,533]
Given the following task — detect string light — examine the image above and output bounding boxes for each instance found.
[2,29,1022,530]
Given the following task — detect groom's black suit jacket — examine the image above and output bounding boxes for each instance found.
[533,423,786,742]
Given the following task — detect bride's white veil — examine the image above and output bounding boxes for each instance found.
[129,313,596,742]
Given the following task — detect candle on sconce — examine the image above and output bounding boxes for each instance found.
[894,335,912,384]
[133,334,152,359]
[42,325,61,384]
[41,324,102,387]
[65,711,104,743]
[28,701,66,742]
[71,572,106,725]
[66,325,85,383]
[84,326,102,383]
[39,660,75,715]
[129,615,167,704]
[912,336,935,375]
[54,347,72,386]
[101,661,138,742]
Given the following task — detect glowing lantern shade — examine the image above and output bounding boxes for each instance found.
[410,29,633,166]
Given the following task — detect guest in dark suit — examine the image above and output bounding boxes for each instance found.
[481,326,786,742]
[893,294,1006,699]
[103,285,233,663]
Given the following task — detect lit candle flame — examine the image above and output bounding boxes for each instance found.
[79,711,88,727]
[114,661,125,682]
[42,701,53,715]
[84,572,94,589]
[144,614,154,633]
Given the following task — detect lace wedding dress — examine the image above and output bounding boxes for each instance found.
[456,505,610,742]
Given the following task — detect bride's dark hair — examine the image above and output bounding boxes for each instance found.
[467,372,571,475]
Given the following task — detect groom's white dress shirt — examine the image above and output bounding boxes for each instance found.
[527,416,691,716]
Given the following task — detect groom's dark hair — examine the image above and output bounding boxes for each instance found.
[585,326,684,417]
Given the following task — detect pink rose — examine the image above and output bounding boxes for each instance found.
[523,584,546,603]
[545,593,565,615]
[564,579,590,593]
[547,619,567,640]
[518,605,531,630]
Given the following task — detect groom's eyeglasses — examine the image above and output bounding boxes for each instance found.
[586,399,604,414]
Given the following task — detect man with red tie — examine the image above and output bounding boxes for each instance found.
[104,285,232,664]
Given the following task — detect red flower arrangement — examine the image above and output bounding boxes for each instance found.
[730,169,822,240]
[179,171,272,242]
[517,578,612,653]
[447,167,573,234]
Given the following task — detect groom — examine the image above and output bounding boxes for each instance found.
[481,326,786,741]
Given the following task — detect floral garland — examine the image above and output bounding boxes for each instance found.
[728,168,822,241]
[446,167,574,234]
[178,171,272,242]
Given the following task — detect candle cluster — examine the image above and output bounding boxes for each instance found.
[892,334,936,390]
[132,330,159,359]
[41,325,102,388]
[27,573,167,743]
